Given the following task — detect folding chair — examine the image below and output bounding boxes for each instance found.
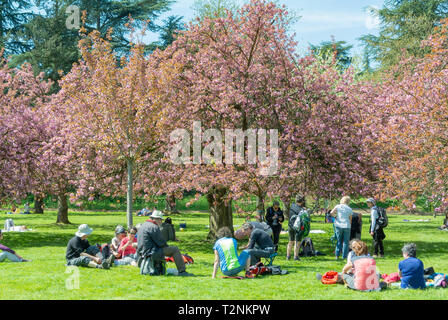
[263,252,278,266]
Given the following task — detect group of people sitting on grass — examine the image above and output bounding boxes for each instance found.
[64,210,194,276]
[6,203,32,215]
[0,195,439,290]
[316,239,426,291]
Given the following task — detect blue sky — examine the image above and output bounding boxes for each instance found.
[149,0,386,57]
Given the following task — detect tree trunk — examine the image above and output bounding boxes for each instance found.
[165,194,179,214]
[56,193,70,224]
[256,195,265,221]
[34,195,44,214]
[126,159,134,228]
[283,200,291,221]
[207,188,233,240]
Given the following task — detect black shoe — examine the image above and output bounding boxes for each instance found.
[101,260,110,269]
[294,256,300,261]
[106,254,115,266]
[178,271,194,277]
[286,255,291,261]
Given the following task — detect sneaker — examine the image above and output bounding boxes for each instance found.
[294,256,300,261]
[316,273,322,281]
[106,254,115,266]
[245,271,255,279]
[286,255,291,261]
[178,271,194,277]
[101,260,111,270]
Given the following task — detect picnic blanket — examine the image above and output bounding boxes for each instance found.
[309,230,326,234]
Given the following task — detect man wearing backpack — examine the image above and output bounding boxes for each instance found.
[287,195,308,261]
[367,198,386,258]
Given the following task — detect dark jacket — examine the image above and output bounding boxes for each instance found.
[265,207,284,228]
[160,222,176,242]
[137,220,167,261]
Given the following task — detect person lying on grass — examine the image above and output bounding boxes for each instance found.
[212,227,254,279]
[0,230,30,262]
[398,243,426,289]
[114,227,138,267]
[341,240,386,291]
[66,224,114,269]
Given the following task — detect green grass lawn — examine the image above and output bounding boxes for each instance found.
[0,209,447,300]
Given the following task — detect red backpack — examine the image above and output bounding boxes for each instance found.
[321,271,339,285]
[165,253,194,265]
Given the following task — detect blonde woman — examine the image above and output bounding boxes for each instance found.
[330,196,353,260]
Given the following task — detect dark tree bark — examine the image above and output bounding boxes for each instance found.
[34,195,44,214]
[206,187,233,240]
[165,194,179,214]
[256,195,265,221]
[56,193,70,224]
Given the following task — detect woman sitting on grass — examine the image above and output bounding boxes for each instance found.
[398,243,426,289]
[114,227,138,267]
[316,239,364,284]
[0,230,30,262]
[212,227,254,279]
[341,240,385,291]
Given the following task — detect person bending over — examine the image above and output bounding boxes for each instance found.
[239,222,275,266]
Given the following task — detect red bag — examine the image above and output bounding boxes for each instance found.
[165,253,194,265]
[321,271,339,285]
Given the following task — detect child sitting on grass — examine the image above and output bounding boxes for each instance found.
[0,230,30,262]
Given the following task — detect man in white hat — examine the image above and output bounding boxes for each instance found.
[137,210,194,276]
[66,224,114,269]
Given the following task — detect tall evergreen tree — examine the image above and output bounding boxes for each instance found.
[310,40,353,70]
[74,0,173,54]
[360,0,448,69]
[0,0,33,55]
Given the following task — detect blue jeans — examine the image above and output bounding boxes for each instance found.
[335,227,351,259]
[114,254,137,266]
[222,250,250,276]
[0,251,22,262]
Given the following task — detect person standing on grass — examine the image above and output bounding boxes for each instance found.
[212,227,254,279]
[330,196,353,260]
[66,224,114,269]
[287,195,307,261]
[0,230,30,262]
[398,243,426,289]
[350,211,362,241]
[367,198,385,258]
[137,210,194,277]
[265,201,284,253]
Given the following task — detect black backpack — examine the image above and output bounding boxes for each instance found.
[299,237,315,257]
[376,207,388,228]
[351,213,361,233]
